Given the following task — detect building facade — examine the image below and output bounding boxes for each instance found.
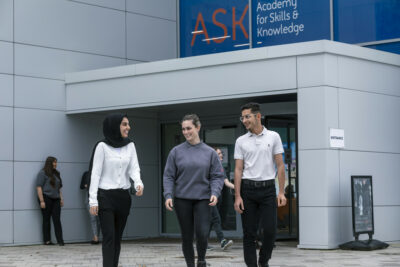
[0,0,399,249]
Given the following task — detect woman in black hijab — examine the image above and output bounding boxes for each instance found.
[89,113,144,267]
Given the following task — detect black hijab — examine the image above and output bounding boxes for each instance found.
[84,113,132,188]
[102,113,131,148]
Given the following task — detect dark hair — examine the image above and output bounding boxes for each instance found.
[43,156,61,188]
[241,102,261,113]
[181,114,201,127]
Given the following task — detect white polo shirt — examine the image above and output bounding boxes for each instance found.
[234,127,284,181]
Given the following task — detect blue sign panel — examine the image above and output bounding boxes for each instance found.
[252,0,331,48]
[334,0,400,44]
[180,0,250,57]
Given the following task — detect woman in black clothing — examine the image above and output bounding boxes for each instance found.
[36,156,64,246]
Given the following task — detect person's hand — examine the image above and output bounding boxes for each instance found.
[135,185,144,196]
[209,195,218,206]
[234,196,244,214]
[277,192,287,207]
[40,201,46,209]
[165,199,173,211]
[90,206,98,216]
[60,199,64,207]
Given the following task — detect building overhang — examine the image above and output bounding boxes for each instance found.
[65,40,399,114]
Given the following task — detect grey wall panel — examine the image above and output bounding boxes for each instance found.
[127,0,176,21]
[132,117,158,165]
[0,0,13,42]
[13,161,42,210]
[15,76,65,110]
[126,207,158,237]
[61,209,93,242]
[14,109,104,162]
[131,164,158,208]
[0,211,13,243]
[70,0,125,11]
[67,57,296,111]
[0,74,13,107]
[14,210,42,244]
[298,86,338,150]
[298,207,341,249]
[339,151,400,206]
[15,44,126,80]
[298,150,339,207]
[374,206,400,241]
[297,54,338,88]
[127,13,176,61]
[0,161,13,210]
[338,207,353,244]
[57,162,88,209]
[338,56,400,96]
[0,107,13,160]
[127,59,146,65]
[0,41,13,74]
[15,0,126,58]
[339,89,400,153]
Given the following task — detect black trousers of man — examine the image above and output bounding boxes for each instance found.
[40,196,64,244]
[98,188,131,267]
[240,180,277,267]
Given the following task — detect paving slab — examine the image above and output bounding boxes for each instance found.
[0,239,398,266]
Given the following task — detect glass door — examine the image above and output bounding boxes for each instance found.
[265,116,298,240]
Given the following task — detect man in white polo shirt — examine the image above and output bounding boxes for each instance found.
[234,102,286,267]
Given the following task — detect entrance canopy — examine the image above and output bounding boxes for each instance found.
[65,40,396,114]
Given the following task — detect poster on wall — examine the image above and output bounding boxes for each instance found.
[180,0,250,57]
[351,176,374,235]
[252,0,331,47]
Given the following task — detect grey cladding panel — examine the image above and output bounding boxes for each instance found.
[339,89,400,153]
[127,13,177,61]
[15,44,126,80]
[15,0,125,57]
[0,74,13,107]
[0,0,13,42]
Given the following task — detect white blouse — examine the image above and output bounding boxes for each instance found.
[89,142,143,207]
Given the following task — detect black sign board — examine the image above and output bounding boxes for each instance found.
[351,176,374,237]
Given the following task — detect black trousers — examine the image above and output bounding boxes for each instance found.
[40,195,63,244]
[241,181,277,267]
[209,205,224,242]
[98,189,131,267]
[174,198,211,267]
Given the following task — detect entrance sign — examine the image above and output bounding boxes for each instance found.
[180,0,250,57]
[252,0,331,47]
[330,128,345,148]
[351,176,374,236]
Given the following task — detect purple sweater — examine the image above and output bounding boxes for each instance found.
[163,141,224,200]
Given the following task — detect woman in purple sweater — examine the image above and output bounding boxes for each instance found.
[163,114,224,267]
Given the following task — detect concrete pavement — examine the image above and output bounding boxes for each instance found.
[0,239,399,267]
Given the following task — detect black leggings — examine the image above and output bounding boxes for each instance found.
[174,198,211,267]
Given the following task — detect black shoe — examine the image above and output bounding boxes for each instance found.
[44,241,54,245]
[197,260,207,267]
[90,240,100,245]
[58,241,65,246]
[220,239,233,250]
[258,260,269,267]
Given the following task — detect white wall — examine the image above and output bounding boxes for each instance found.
[0,0,176,245]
